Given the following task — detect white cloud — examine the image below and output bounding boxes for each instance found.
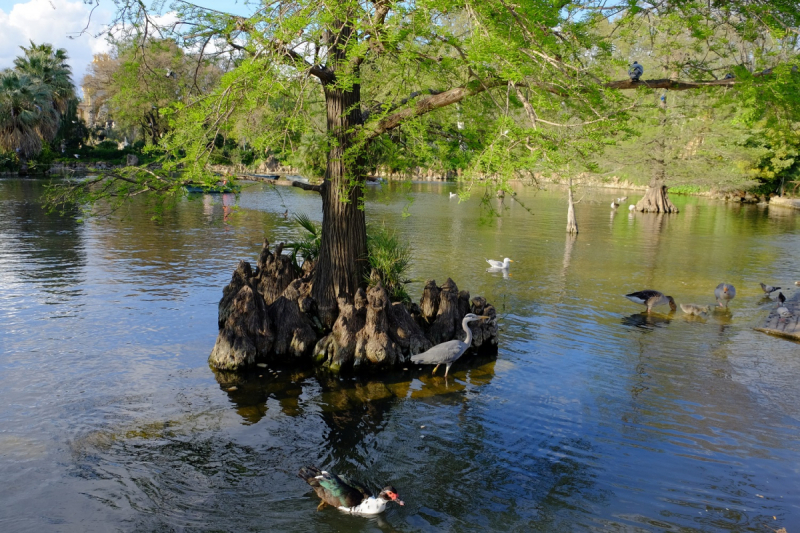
[0,0,113,92]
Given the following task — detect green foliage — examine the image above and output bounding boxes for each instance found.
[0,42,77,162]
[668,184,705,195]
[366,224,412,304]
[0,70,57,159]
[286,215,412,303]
[743,125,800,194]
[287,213,322,270]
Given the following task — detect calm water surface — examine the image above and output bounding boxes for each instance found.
[1,178,799,532]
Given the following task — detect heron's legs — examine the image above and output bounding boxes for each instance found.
[317,501,327,511]
[444,364,452,377]
[432,364,440,375]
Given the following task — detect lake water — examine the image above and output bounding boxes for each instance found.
[1,177,799,532]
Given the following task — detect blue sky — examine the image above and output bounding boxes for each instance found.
[0,0,254,83]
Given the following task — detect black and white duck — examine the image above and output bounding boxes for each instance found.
[298,466,404,515]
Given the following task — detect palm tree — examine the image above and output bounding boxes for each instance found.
[13,42,75,132]
[0,70,58,174]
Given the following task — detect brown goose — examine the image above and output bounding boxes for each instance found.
[624,290,677,313]
[680,303,711,316]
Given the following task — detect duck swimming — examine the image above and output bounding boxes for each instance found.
[298,466,404,515]
[486,257,513,269]
[625,290,677,313]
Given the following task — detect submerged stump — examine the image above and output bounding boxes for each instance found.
[635,184,679,213]
[209,240,498,373]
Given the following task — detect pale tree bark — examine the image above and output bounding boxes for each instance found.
[566,176,578,234]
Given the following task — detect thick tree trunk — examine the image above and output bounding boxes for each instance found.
[635,113,678,214]
[636,183,678,213]
[312,85,368,327]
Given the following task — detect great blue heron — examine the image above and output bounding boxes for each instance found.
[715,283,736,307]
[411,313,490,377]
[624,290,677,313]
[760,282,781,295]
[629,61,643,81]
[486,257,513,269]
[298,466,404,514]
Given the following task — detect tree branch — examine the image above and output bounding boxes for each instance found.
[292,180,323,193]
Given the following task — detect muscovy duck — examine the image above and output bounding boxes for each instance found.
[298,466,404,515]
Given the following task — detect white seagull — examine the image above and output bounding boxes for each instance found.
[486,257,513,269]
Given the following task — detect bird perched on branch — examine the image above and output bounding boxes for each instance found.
[411,313,491,377]
[625,290,677,313]
[760,282,781,295]
[629,61,643,82]
[715,283,736,308]
[298,466,404,515]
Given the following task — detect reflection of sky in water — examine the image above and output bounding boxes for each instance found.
[0,178,799,531]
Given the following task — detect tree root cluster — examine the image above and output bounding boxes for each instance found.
[209,240,498,372]
[635,184,679,213]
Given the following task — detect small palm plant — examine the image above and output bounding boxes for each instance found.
[288,215,412,303]
[366,224,412,304]
[288,213,322,269]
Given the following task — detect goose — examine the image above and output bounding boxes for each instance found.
[616,196,628,203]
[628,204,636,211]
[625,290,677,313]
[486,257,513,269]
[680,303,711,316]
[298,466,404,515]
[611,201,619,209]
[715,283,736,307]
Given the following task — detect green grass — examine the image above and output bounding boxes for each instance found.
[668,184,706,195]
